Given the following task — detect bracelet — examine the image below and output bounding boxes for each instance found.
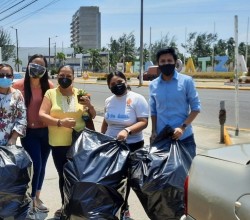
[124,128,132,135]
[57,119,62,127]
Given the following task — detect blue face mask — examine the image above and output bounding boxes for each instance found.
[0,77,12,88]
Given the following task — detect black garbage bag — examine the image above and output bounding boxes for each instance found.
[130,125,193,220]
[0,145,32,220]
[62,129,130,220]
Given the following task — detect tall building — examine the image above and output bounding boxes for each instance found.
[71,6,101,49]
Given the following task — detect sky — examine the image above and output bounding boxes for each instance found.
[1,0,250,54]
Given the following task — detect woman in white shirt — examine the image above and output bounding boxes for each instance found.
[101,71,149,219]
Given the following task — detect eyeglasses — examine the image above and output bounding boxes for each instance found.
[0,73,13,78]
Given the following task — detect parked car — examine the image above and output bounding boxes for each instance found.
[181,143,250,220]
[137,65,160,81]
[13,72,23,83]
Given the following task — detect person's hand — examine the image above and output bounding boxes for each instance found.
[117,129,129,141]
[172,127,184,140]
[150,131,157,144]
[7,136,17,146]
[60,118,76,128]
[78,96,91,108]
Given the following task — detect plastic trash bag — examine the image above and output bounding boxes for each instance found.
[0,145,32,220]
[130,125,193,220]
[62,129,130,220]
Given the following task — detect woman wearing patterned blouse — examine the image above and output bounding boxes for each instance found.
[0,63,26,146]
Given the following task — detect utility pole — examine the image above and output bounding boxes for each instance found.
[246,17,249,67]
[139,0,144,86]
[48,37,51,70]
[234,15,239,136]
[149,26,152,61]
[48,35,58,70]
[11,27,19,71]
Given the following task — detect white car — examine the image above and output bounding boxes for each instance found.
[181,143,250,220]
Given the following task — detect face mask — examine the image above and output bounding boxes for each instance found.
[29,63,46,78]
[0,77,12,88]
[58,77,72,89]
[110,83,127,96]
[159,64,176,76]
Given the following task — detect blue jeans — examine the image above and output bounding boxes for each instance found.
[21,128,51,198]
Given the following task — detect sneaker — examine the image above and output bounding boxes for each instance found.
[54,208,62,219]
[122,210,133,220]
[35,198,49,213]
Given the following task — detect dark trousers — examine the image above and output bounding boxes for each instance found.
[51,146,69,205]
[121,140,144,214]
[21,127,51,198]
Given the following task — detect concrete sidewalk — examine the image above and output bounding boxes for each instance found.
[31,115,250,220]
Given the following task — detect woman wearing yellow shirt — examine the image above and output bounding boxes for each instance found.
[39,65,96,218]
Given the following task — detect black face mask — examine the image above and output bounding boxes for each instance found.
[159,64,176,76]
[58,78,72,89]
[110,83,127,96]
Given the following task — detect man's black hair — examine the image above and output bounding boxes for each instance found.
[156,47,178,63]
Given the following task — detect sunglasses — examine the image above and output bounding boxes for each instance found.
[0,73,13,78]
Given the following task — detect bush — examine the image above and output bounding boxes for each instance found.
[50,68,58,75]
[184,72,234,79]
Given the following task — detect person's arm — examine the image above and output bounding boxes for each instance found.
[116,117,148,141]
[9,89,27,145]
[172,111,200,140]
[39,96,76,128]
[79,96,96,119]
[150,115,157,144]
[7,131,20,146]
[172,78,201,140]
[101,119,108,134]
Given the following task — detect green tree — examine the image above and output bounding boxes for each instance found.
[109,32,137,70]
[150,33,178,64]
[214,39,227,56]
[13,58,22,71]
[72,45,85,55]
[88,49,103,72]
[181,32,217,65]
[0,28,15,61]
[226,37,235,63]
[56,52,66,67]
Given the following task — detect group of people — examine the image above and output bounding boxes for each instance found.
[0,47,200,220]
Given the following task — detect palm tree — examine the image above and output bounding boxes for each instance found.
[88,49,103,72]
[56,52,66,67]
[13,58,22,72]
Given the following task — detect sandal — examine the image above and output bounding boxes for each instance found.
[54,209,62,219]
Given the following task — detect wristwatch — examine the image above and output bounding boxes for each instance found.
[124,128,132,135]
[57,119,62,127]
[181,123,187,130]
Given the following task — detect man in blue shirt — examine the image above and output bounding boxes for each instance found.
[149,47,201,157]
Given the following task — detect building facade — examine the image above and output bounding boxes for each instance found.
[71,6,101,50]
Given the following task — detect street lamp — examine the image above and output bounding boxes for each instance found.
[11,27,19,72]
[48,35,58,70]
[139,0,144,86]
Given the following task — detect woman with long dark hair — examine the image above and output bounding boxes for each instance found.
[13,54,54,213]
